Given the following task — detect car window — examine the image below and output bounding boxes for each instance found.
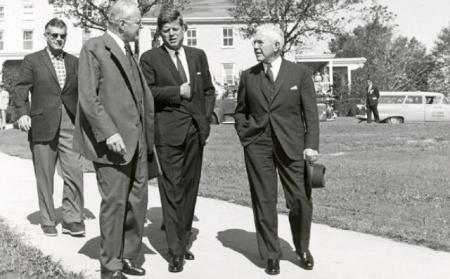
[425,96,440,104]
[379,96,405,104]
[405,96,423,104]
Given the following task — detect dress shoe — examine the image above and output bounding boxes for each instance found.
[265,259,280,275]
[41,225,57,237]
[184,250,195,260]
[62,221,85,237]
[122,259,145,276]
[100,270,128,279]
[299,251,314,270]
[168,255,184,273]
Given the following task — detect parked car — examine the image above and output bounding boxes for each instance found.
[357,91,450,123]
[211,82,237,124]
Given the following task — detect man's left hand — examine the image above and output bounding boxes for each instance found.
[303,148,319,162]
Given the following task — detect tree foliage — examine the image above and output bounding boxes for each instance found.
[50,0,188,31]
[229,0,363,55]
[429,22,450,95]
[329,4,435,96]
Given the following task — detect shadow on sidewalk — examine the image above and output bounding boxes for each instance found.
[27,207,96,225]
[77,236,155,263]
[144,207,199,262]
[217,229,299,268]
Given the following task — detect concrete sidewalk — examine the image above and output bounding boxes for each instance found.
[0,152,449,279]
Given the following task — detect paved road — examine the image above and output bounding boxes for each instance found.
[1,152,450,279]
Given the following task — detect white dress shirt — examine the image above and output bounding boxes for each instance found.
[263,56,282,82]
[164,46,190,83]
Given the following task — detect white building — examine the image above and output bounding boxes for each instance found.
[0,0,365,91]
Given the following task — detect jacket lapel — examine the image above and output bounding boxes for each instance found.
[41,50,60,88]
[103,33,139,103]
[61,54,72,93]
[271,59,289,103]
[257,63,271,104]
[185,47,196,86]
[160,47,183,85]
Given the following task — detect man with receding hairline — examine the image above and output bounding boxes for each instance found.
[74,1,156,278]
[14,18,84,238]
[234,23,320,275]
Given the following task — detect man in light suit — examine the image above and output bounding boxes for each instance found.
[14,18,84,238]
[234,24,320,275]
[73,1,156,278]
[139,9,215,273]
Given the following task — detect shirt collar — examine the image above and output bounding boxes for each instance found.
[164,45,185,58]
[107,30,126,54]
[46,47,65,60]
[263,55,282,73]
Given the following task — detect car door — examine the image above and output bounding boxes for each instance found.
[425,95,450,121]
[403,95,424,122]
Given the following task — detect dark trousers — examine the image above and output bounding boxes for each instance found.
[367,104,379,123]
[157,122,203,257]
[31,105,83,226]
[93,138,148,272]
[243,126,312,260]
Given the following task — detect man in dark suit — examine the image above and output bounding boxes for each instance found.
[366,79,380,123]
[139,9,215,273]
[234,23,320,275]
[14,18,84,238]
[73,1,156,278]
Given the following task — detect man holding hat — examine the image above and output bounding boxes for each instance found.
[234,23,320,275]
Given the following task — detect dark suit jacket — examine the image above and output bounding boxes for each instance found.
[14,49,79,142]
[366,85,380,106]
[139,46,215,146]
[234,59,319,161]
[73,33,155,166]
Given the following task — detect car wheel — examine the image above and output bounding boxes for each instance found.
[387,117,403,124]
[210,114,219,125]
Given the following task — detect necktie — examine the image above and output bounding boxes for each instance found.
[175,51,188,83]
[124,43,139,80]
[266,63,274,84]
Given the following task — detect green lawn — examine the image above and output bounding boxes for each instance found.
[1,118,449,253]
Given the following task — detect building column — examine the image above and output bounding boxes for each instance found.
[347,66,352,91]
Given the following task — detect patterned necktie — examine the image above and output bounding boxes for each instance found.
[266,63,274,84]
[175,51,188,83]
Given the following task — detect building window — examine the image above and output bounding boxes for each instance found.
[186,29,197,47]
[23,4,34,16]
[82,29,91,45]
[222,63,235,85]
[222,27,234,47]
[23,30,33,50]
[0,30,3,50]
[0,6,4,20]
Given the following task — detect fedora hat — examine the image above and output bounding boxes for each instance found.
[305,162,326,189]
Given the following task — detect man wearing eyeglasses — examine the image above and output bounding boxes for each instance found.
[73,0,157,278]
[14,18,84,238]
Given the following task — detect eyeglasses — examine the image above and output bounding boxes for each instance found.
[47,33,67,40]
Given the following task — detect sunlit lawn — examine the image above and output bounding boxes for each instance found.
[1,117,449,252]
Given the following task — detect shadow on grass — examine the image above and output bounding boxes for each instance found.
[144,207,199,262]
[27,207,96,225]
[217,229,299,268]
